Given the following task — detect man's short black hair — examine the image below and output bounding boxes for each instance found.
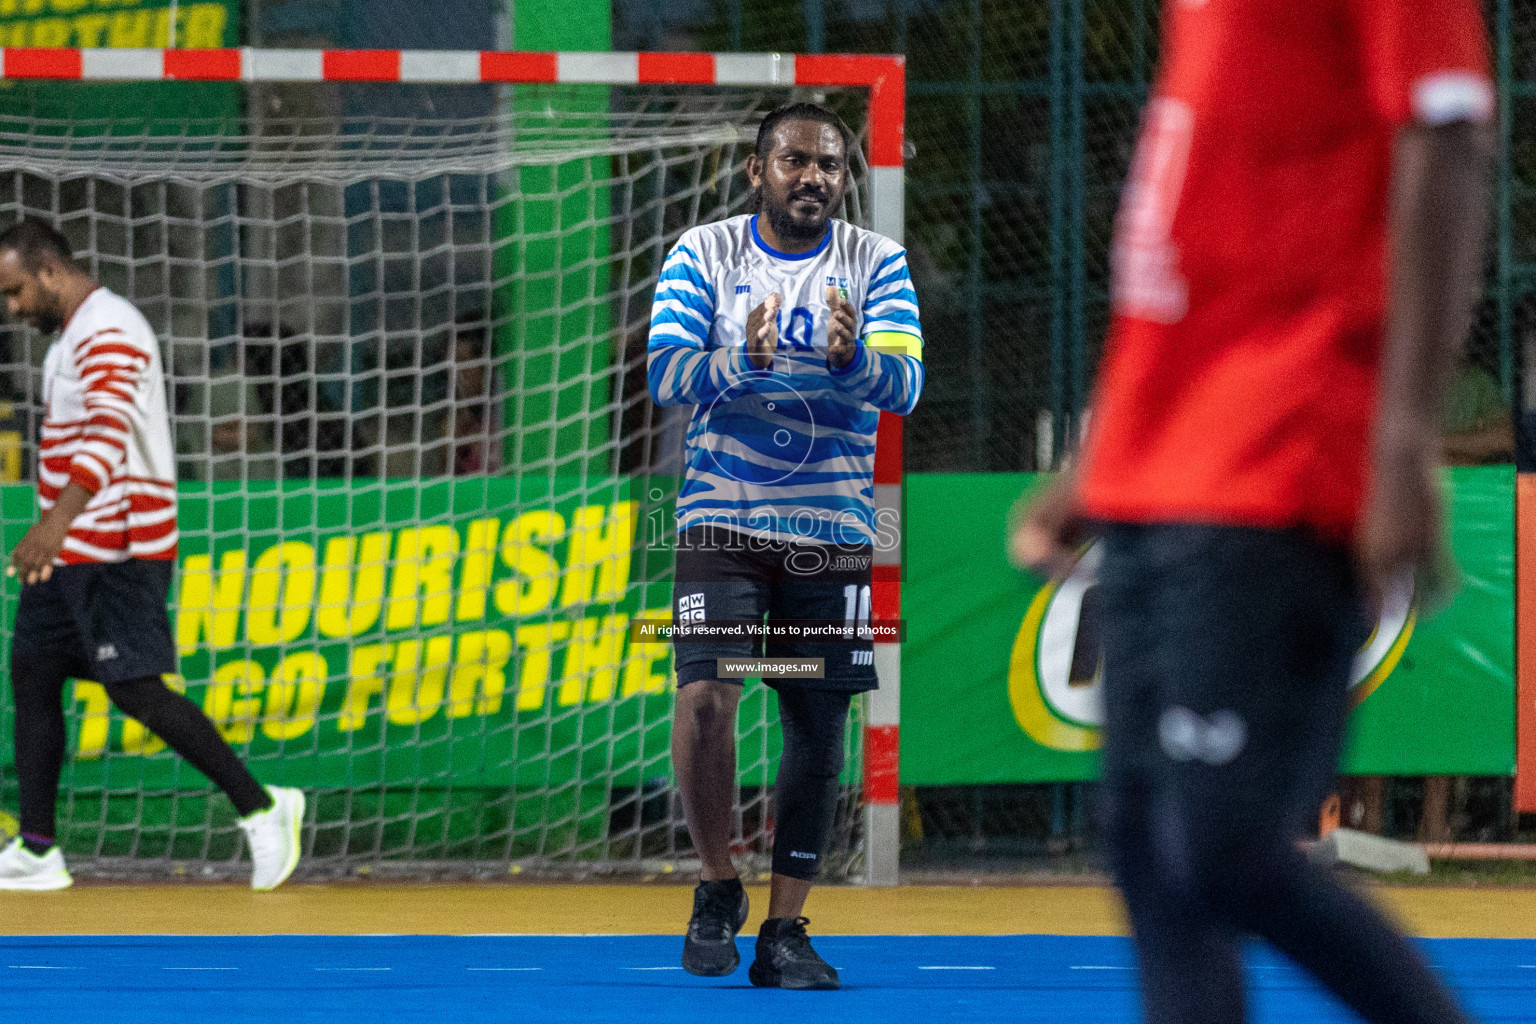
[0,219,76,274]
[754,102,853,160]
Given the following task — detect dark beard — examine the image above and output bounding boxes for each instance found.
[31,307,62,334]
[29,287,64,334]
[764,194,833,242]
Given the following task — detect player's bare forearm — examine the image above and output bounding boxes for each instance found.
[10,481,92,584]
[1377,121,1493,457]
[1363,120,1493,592]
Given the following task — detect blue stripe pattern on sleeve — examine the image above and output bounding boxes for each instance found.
[648,239,726,405]
[862,249,923,338]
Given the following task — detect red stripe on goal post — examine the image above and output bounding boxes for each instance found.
[4,47,82,79]
[863,725,900,805]
[163,49,241,81]
[321,49,401,82]
[794,53,906,168]
[872,581,901,633]
[873,411,903,485]
[637,52,714,84]
[479,50,558,83]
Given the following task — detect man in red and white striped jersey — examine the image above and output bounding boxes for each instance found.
[0,219,304,892]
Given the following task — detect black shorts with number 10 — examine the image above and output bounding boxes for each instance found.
[671,524,877,691]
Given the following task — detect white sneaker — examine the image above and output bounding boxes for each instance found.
[238,786,305,891]
[0,836,72,891]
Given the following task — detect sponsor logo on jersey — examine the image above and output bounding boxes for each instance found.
[96,643,119,662]
[1005,540,1416,752]
[678,592,706,624]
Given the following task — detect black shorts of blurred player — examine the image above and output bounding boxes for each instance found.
[670,522,872,983]
[1098,524,1470,1024]
[9,559,272,856]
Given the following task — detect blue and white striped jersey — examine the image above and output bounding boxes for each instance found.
[647,214,924,545]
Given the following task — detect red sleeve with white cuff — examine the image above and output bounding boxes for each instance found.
[1348,0,1493,127]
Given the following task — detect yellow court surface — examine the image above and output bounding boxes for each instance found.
[2,883,1533,938]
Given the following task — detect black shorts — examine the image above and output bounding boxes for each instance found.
[671,525,877,692]
[1097,523,1367,832]
[11,558,177,685]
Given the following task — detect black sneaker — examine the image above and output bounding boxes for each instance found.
[681,878,749,976]
[748,916,840,990]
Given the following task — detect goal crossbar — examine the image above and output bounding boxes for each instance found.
[0,48,900,160]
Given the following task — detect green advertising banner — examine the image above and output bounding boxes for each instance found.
[0,0,231,49]
[902,467,1516,783]
[0,478,817,858]
[0,478,707,784]
[0,0,241,151]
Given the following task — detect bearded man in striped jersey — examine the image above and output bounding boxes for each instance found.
[0,219,303,891]
[648,103,923,989]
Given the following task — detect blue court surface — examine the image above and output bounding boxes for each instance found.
[0,934,1529,1023]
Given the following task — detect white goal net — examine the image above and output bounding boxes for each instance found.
[0,74,876,880]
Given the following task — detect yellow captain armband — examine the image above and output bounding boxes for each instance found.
[864,330,923,362]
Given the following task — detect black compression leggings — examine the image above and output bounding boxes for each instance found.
[771,687,853,881]
[11,660,270,842]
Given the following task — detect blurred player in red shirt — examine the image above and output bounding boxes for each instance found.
[1013,1,1492,1022]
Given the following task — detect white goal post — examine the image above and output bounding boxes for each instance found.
[0,47,906,884]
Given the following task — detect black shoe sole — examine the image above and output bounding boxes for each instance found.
[748,959,840,990]
[682,941,740,977]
